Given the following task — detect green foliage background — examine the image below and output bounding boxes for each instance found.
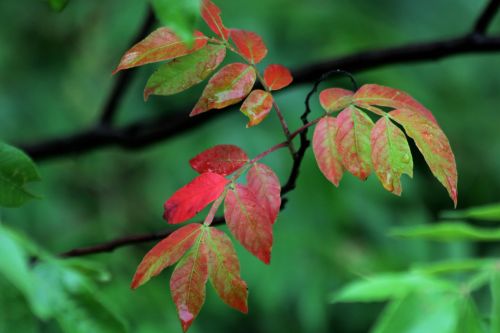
[1,0,500,332]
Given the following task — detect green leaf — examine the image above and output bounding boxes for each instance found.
[372,291,459,333]
[331,273,445,303]
[144,44,226,100]
[441,203,500,222]
[491,268,500,333]
[48,0,69,12]
[412,258,493,275]
[0,142,40,207]
[454,297,486,333]
[390,222,500,242]
[151,0,201,45]
[0,224,34,304]
[0,278,37,333]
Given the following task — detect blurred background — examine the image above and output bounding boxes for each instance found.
[1,0,500,332]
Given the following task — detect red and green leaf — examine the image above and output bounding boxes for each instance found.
[224,184,273,264]
[230,29,268,64]
[313,116,344,186]
[131,224,202,289]
[201,0,230,40]
[319,88,354,113]
[353,84,437,123]
[144,44,226,100]
[263,64,293,91]
[371,116,413,195]
[190,63,256,116]
[170,230,209,332]
[190,145,249,176]
[164,172,229,224]
[247,163,281,223]
[207,228,248,313]
[240,90,273,127]
[113,28,207,73]
[389,109,458,206]
[335,106,374,180]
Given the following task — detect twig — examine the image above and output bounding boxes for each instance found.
[473,0,500,35]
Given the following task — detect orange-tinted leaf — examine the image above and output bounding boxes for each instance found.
[144,44,226,100]
[240,90,273,127]
[190,63,256,116]
[164,173,229,224]
[207,228,248,313]
[190,145,249,176]
[371,116,413,195]
[224,184,273,264]
[389,109,458,206]
[201,0,230,40]
[313,116,344,186]
[247,163,281,223]
[113,28,207,73]
[131,224,202,289]
[353,84,437,123]
[319,88,354,113]
[263,64,293,91]
[170,230,209,332]
[230,29,268,64]
[336,106,374,180]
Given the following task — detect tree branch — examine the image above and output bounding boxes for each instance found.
[22,34,500,161]
[474,0,500,35]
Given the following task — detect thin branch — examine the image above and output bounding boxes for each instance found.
[22,34,500,161]
[100,9,156,126]
[473,0,500,35]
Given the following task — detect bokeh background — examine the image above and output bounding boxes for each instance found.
[1,0,500,332]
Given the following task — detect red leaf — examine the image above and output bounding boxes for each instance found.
[131,224,202,289]
[263,64,293,91]
[224,184,273,264]
[319,88,354,112]
[190,63,256,116]
[240,90,273,127]
[312,117,344,186]
[113,28,207,74]
[353,84,437,123]
[207,228,248,313]
[247,163,281,223]
[190,145,249,176]
[389,109,458,206]
[371,116,413,195]
[164,173,229,224]
[201,0,230,40]
[230,29,268,64]
[170,230,209,332]
[335,106,374,180]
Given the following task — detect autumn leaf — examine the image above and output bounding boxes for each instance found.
[319,88,354,113]
[113,28,207,73]
[335,106,374,180]
[230,29,268,64]
[207,228,248,313]
[164,172,229,224]
[190,63,256,116]
[353,84,437,123]
[247,163,281,223]
[389,109,458,206]
[240,89,273,127]
[189,144,249,176]
[170,230,209,332]
[371,116,413,195]
[201,0,230,40]
[144,44,226,100]
[224,184,273,264]
[263,64,293,91]
[313,116,344,186]
[131,224,202,289]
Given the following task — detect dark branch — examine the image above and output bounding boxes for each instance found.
[100,9,156,126]
[474,0,500,35]
[22,34,500,161]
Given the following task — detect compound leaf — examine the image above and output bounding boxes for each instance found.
[312,116,344,186]
[201,0,230,40]
[319,88,354,113]
[263,64,293,91]
[189,145,248,176]
[230,29,267,64]
[240,90,273,127]
[247,163,281,224]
